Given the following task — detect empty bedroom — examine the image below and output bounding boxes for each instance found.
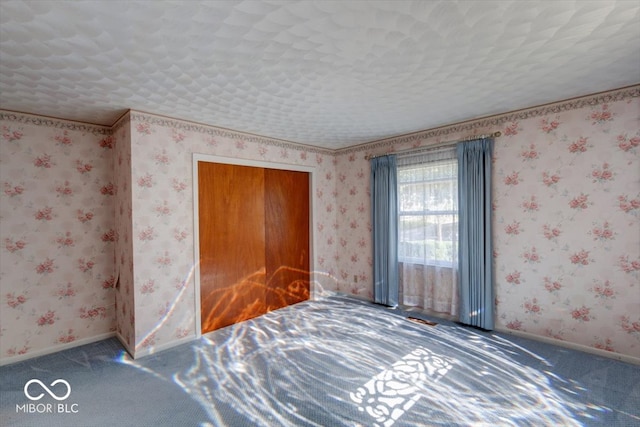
[0,1,639,426]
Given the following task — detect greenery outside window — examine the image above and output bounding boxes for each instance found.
[398,152,458,267]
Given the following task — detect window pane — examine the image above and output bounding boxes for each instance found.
[398,158,458,266]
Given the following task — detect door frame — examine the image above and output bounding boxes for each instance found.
[192,153,316,338]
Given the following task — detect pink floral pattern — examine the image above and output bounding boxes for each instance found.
[1,88,638,363]
[543,224,561,241]
[34,154,53,168]
[359,93,639,359]
[6,292,27,308]
[568,136,590,153]
[2,125,24,142]
[504,221,521,235]
[37,310,56,326]
[113,111,339,356]
[571,306,594,322]
[505,271,521,285]
[590,162,613,183]
[522,297,542,316]
[4,182,24,196]
[79,306,108,319]
[617,134,640,152]
[570,250,591,266]
[544,277,562,293]
[590,280,615,300]
[542,171,560,187]
[618,195,640,214]
[491,96,639,358]
[589,104,614,124]
[540,117,560,133]
[569,193,589,210]
[57,329,77,344]
[5,238,26,252]
[1,117,115,361]
[35,207,53,221]
[35,258,55,274]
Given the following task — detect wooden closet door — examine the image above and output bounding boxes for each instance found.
[198,162,267,333]
[264,169,310,310]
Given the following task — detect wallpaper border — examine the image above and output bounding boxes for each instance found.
[0,110,112,135]
[129,110,335,156]
[338,84,640,155]
[2,84,638,155]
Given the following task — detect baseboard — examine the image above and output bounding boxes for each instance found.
[0,332,117,367]
[495,327,640,366]
[130,335,196,359]
[327,293,640,365]
[329,290,372,303]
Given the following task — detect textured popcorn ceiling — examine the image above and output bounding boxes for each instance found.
[0,1,639,149]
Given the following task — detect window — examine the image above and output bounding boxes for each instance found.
[397,149,458,267]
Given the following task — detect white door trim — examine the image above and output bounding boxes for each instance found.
[192,153,316,338]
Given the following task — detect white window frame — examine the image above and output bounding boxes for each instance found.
[397,157,458,268]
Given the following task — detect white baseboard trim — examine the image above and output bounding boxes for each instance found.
[326,292,640,365]
[328,290,372,303]
[0,332,117,367]
[131,335,196,359]
[3,306,636,367]
[495,326,640,366]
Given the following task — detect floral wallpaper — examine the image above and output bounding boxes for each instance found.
[0,109,339,362]
[335,88,640,359]
[113,116,135,352]
[334,150,374,298]
[124,112,338,357]
[0,114,116,362]
[1,85,637,363]
[492,98,640,358]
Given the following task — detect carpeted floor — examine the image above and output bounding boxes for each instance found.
[1,294,639,426]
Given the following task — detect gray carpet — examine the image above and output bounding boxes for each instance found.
[1,294,639,426]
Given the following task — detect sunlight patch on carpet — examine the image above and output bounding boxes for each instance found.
[349,347,453,427]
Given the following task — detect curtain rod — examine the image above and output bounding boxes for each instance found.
[365,131,501,160]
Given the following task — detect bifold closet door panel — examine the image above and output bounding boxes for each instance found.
[264,169,310,310]
[198,162,267,333]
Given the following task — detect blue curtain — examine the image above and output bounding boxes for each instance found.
[370,155,399,307]
[457,138,494,330]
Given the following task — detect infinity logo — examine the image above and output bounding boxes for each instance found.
[24,379,71,401]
